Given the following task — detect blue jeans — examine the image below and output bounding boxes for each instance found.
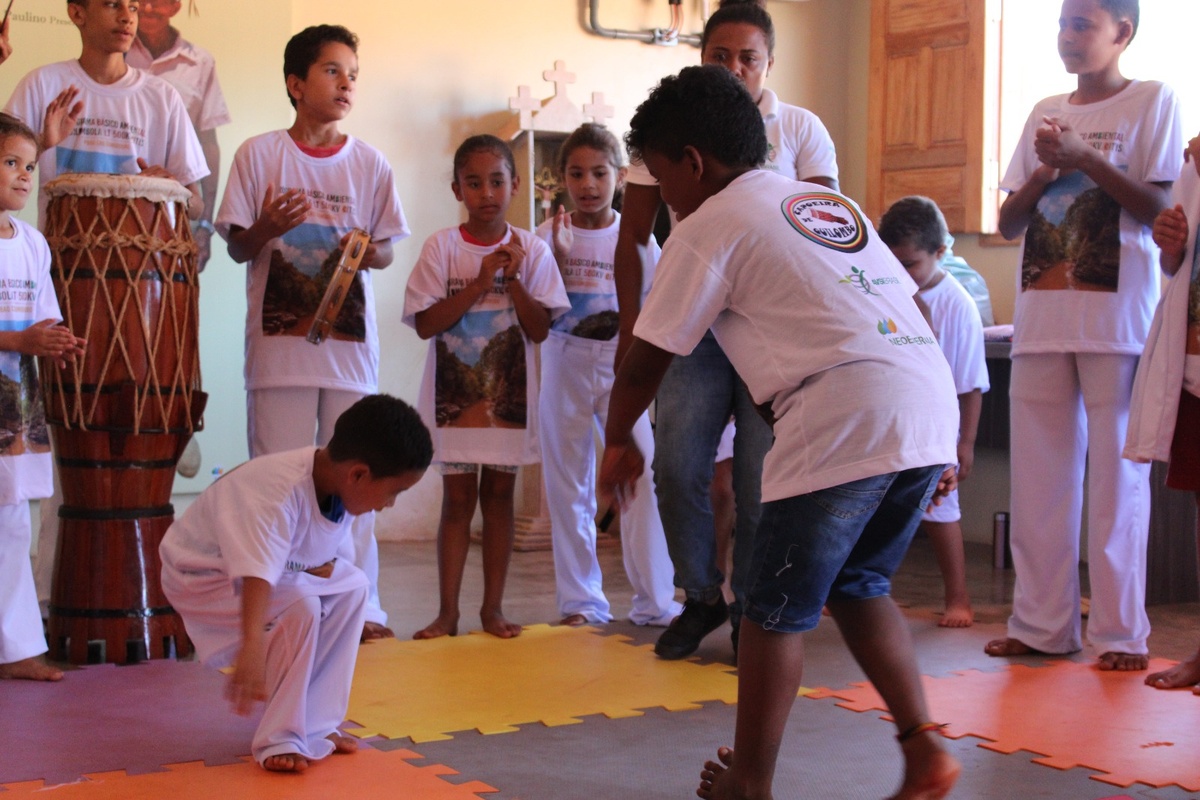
[743,465,944,634]
[653,331,773,624]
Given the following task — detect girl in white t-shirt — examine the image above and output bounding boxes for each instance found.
[880,196,990,629]
[536,124,680,629]
[403,135,568,641]
[0,115,85,682]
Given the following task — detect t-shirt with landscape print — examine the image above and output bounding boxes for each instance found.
[0,219,63,504]
[403,225,569,465]
[534,210,660,340]
[1000,79,1182,356]
[216,130,409,393]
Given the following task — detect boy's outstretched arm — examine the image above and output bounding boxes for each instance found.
[1035,119,1171,227]
[227,577,271,716]
[600,338,674,507]
[613,184,661,369]
[0,319,86,368]
[226,184,311,264]
[1152,204,1189,276]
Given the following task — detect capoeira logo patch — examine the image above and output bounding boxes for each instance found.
[781,193,868,253]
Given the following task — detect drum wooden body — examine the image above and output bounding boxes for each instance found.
[40,173,204,664]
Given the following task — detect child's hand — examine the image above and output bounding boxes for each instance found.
[499,241,526,281]
[1152,204,1188,272]
[226,638,268,716]
[0,15,11,65]
[551,205,573,262]
[136,158,178,182]
[20,320,85,366]
[598,441,645,511]
[42,86,83,151]
[929,465,958,506]
[1034,117,1092,172]
[258,183,310,239]
[477,249,510,288]
[955,443,974,482]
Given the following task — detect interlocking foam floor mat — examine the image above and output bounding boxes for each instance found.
[808,658,1200,791]
[344,623,793,742]
[1,659,258,786]
[0,747,496,799]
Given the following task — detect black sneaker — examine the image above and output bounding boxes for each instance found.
[654,596,729,660]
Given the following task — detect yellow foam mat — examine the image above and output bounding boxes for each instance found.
[0,748,496,799]
[346,624,796,742]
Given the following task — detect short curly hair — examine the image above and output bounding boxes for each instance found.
[327,394,432,477]
[625,65,766,169]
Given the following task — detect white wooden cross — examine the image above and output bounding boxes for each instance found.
[543,60,576,99]
[583,92,615,125]
[508,85,541,130]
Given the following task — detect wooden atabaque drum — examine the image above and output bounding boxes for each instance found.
[40,173,205,664]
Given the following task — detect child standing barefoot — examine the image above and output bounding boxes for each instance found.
[881,196,989,628]
[404,135,568,639]
[0,114,85,682]
[986,0,1182,670]
[1130,138,1200,694]
[601,66,961,800]
[536,123,680,628]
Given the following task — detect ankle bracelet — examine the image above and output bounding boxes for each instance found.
[896,722,946,742]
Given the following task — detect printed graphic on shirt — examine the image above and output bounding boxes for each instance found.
[0,347,49,458]
[875,317,936,348]
[56,147,135,176]
[435,292,527,429]
[554,256,618,339]
[1021,170,1121,292]
[263,219,366,342]
[781,193,867,253]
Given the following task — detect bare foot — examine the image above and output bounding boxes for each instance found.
[1098,651,1149,672]
[361,621,395,643]
[697,746,742,799]
[481,609,522,639]
[936,605,974,628]
[559,613,588,627]
[984,637,1044,657]
[412,613,458,640]
[326,732,358,754]
[0,657,64,681]
[263,753,309,773]
[890,731,961,800]
[1146,656,1200,690]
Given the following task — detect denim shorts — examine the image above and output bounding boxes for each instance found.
[742,464,945,634]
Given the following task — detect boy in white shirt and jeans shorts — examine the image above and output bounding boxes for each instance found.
[600,65,962,800]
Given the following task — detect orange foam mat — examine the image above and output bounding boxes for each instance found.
[807,658,1200,791]
[0,747,496,799]
[344,623,775,742]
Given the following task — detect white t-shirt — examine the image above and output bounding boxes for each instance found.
[403,226,569,465]
[216,131,410,393]
[160,447,353,585]
[634,170,958,501]
[3,59,208,226]
[126,33,232,133]
[534,211,660,338]
[1000,80,1183,356]
[0,219,64,504]
[627,87,839,190]
[921,273,990,396]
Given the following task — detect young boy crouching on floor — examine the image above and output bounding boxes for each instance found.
[160,394,431,772]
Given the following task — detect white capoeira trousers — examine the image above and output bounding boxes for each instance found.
[162,560,367,764]
[248,387,387,628]
[539,330,681,626]
[1008,352,1151,655]
[1,502,48,664]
